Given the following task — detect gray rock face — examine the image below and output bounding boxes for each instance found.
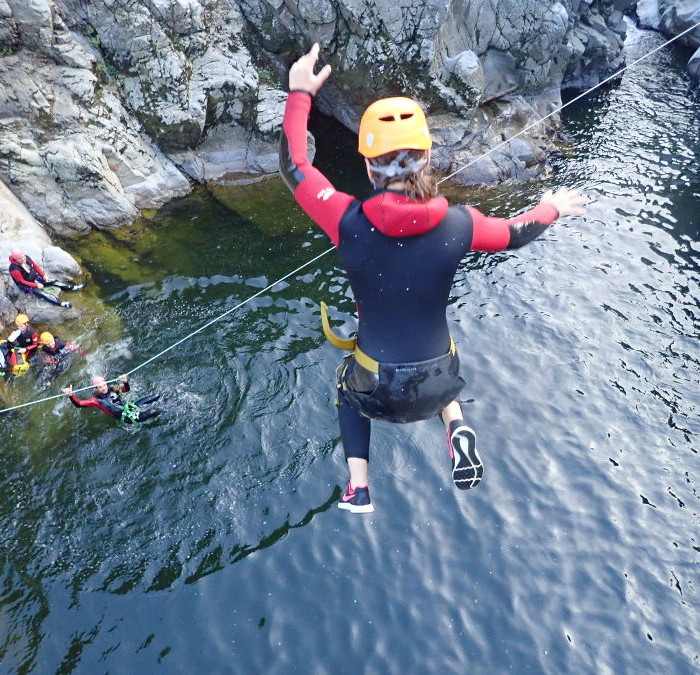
[636,0,700,80]
[241,0,634,184]
[689,46,700,80]
[1,0,636,236]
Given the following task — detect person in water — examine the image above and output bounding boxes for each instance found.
[61,374,161,424]
[280,44,586,514]
[7,314,39,359]
[0,339,14,378]
[38,331,83,387]
[8,249,84,308]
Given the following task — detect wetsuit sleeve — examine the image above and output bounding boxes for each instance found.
[7,329,20,344]
[280,91,355,246]
[10,269,37,288]
[69,394,119,418]
[465,203,559,252]
[118,381,130,393]
[69,395,96,408]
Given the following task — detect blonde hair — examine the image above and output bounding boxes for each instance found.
[368,149,437,202]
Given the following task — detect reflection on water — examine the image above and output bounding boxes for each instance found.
[1,24,699,673]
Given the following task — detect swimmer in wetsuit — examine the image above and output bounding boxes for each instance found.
[62,374,161,424]
[38,332,83,387]
[281,45,586,513]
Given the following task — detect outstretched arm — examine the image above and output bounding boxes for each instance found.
[467,187,587,251]
[280,44,354,246]
[62,385,92,408]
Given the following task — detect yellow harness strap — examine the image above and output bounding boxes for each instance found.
[321,302,456,377]
[320,302,357,351]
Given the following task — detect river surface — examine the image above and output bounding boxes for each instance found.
[1,25,699,674]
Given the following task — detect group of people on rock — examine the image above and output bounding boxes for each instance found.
[3,249,161,424]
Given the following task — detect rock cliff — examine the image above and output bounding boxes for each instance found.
[636,0,700,80]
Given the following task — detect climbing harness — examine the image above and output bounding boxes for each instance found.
[321,300,456,375]
[120,401,141,424]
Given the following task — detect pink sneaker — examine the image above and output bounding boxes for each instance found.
[337,482,374,514]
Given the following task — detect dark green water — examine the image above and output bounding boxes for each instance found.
[1,25,699,672]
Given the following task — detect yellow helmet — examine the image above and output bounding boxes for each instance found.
[15,314,29,325]
[358,97,432,158]
[40,332,54,345]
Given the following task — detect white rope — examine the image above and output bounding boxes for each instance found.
[0,247,334,413]
[2,20,697,415]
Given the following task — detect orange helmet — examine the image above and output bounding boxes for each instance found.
[358,97,432,158]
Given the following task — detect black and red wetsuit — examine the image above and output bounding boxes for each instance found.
[69,381,131,419]
[7,326,39,357]
[69,381,161,424]
[280,91,559,460]
[8,254,78,307]
[39,337,75,385]
[9,255,47,291]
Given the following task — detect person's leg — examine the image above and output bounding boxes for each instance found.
[441,400,463,426]
[337,395,374,513]
[441,400,483,490]
[136,394,160,407]
[30,287,71,308]
[136,407,161,422]
[45,280,84,291]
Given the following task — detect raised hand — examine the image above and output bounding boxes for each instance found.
[541,187,587,218]
[288,43,332,96]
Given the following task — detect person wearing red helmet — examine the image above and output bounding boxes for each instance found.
[280,45,586,513]
[8,248,85,308]
[62,374,161,424]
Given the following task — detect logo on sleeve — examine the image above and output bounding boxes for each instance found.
[316,187,335,201]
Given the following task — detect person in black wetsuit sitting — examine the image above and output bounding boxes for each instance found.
[8,249,84,309]
[280,45,587,514]
[61,374,161,424]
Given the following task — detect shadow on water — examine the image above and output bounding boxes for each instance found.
[1,22,699,674]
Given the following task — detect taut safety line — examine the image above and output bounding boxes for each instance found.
[0,248,333,413]
[1,20,698,415]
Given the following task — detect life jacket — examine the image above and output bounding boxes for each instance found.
[0,340,30,375]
